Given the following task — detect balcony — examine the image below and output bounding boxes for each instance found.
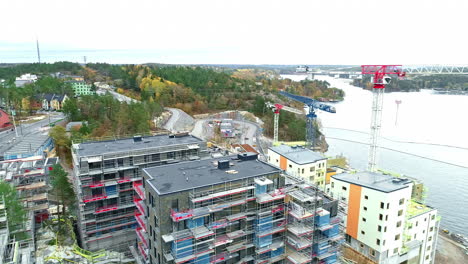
[256,190,286,204]
[136,227,149,249]
[190,186,254,203]
[171,209,193,222]
[287,251,312,264]
[135,212,147,231]
[86,219,137,234]
[83,194,108,203]
[138,242,148,261]
[95,204,119,214]
[133,181,145,200]
[134,197,146,215]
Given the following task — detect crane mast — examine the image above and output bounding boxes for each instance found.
[361,65,405,172]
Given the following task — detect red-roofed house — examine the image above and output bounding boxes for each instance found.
[0,109,12,129]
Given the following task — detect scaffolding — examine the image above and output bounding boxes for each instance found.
[158,173,344,264]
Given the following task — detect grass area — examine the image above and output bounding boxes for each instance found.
[406,199,432,218]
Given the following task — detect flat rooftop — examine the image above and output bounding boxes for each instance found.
[75,134,203,157]
[332,171,411,193]
[145,155,281,195]
[269,145,325,164]
[407,200,435,218]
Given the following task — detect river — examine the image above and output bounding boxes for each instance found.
[281,74,468,237]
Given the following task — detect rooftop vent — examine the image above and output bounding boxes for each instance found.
[133,135,142,142]
[218,160,230,169]
[237,152,258,161]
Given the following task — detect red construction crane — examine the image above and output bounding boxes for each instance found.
[361,65,406,172]
[265,102,303,143]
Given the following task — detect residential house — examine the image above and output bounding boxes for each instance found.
[0,109,12,129]
[15,74,38,87]
[41,94,68,111]
[327,171,439,264]
[67,81,95,96]
[267,144,328,187]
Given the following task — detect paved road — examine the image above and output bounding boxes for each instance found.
[108,90,138,104]
[163,108,195,132]
[0,112,64,155]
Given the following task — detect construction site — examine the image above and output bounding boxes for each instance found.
[138,152,343,264]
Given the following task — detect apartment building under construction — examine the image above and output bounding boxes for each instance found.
[71,134,208,254]
[139,152,343,264]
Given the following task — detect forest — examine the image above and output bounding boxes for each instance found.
[1,62,346,142]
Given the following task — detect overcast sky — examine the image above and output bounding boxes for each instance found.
[1,0,467,64]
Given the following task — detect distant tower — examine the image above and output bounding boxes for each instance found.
[83,56,87,65]
[36,38,41,63]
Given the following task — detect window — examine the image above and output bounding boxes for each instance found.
[117,158,124,167]
[376,239,380,245]
[171,199,178,209]
[416,221,419,227]
[398,210,403,216]
[276,159,278,163]
[385,215,388,221]
[310,166,315,172]
[301,168,304,174]
[387,203,390,209]
[428,236,432,241]
[424,218,427,222]
[362,217,366,222]
[380,202,385,209]
[395,234,400,240]
[345,234,352,243]
[364,206,367,211]
[342,186,347,191]
[379,214,383,220]
[383,240,386,246]
[365,195,369,200]
[167,152,175,159]
[414,234,417,239]
[399,198,404,205]
[289,164,292,168]
[396,221,402,228]
[378,225,382,232]
[426,255,430,260]
[431,215,435,220]
[430,227,434,232]
[393,248,398,254]
[360,243,364,248]
[384,226,387,232]
[370,249,376,257]
[361,230,365,235]
[331,182,334,188]
[427,246,431,251]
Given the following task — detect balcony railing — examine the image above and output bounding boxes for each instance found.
[135,212,147,231]
[136,227,149,249]
[83,194,108,203]
[95,204,119,214]
[133,181,145,200]
[134,197,146,215]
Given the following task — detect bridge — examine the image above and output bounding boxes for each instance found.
[296,65,468,78]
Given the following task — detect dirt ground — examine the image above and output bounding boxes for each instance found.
[435,231,468,263]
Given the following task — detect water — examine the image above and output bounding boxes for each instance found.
[281,74,468,236]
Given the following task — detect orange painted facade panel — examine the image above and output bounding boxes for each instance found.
[280,156,287,170]
[346,184,362,239]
